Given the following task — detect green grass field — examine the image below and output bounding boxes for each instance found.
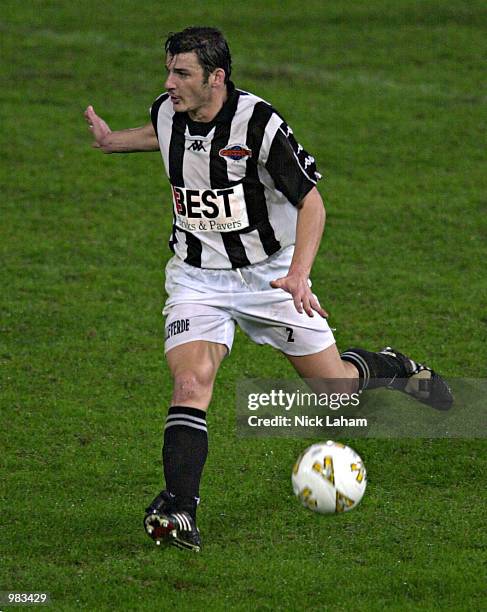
[1,1,486,610]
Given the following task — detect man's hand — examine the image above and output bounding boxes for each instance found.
[270,188,328,318]
[83,107,158,153]
[84,105,112,151]
[270,273,328,318]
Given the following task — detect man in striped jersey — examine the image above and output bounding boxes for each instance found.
[84,27,452,552]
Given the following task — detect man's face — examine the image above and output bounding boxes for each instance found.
[165,51,211,114]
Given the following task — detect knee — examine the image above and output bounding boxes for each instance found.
[172,367,215,404]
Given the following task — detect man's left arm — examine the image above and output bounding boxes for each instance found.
[270,187,328,318]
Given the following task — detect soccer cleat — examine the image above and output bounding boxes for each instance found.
[167,511,201,552]
[144,510,177,546]
[144,491,201,552]
[144,490,176,547]
[144,509,201,552]
[145,489,175,516]
[380,347,453,410]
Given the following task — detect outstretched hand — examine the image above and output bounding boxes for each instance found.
[84,105,111,149]
[270,274,328,318]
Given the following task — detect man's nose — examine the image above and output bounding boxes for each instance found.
[165,72,175,90]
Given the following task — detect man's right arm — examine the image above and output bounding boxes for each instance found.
[84,105,159,153]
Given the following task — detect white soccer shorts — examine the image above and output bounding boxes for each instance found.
[163,246,335,356]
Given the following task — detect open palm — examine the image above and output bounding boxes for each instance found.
[84,105,111,148]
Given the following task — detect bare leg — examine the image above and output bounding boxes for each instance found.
[283,343,360,395]
[166,340,228,410]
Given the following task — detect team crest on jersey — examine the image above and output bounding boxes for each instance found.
[219,144,252,161]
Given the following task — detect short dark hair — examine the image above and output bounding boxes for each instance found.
[165,27,232,83]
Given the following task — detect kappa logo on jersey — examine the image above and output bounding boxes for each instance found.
[171,184,250,232]
[165,318,190,340]
[187,140,207,152]
[304,155,315,169]
[279,122,319,183]
[219,144,252,162]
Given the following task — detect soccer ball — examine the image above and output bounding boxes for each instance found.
[292,440,367,514]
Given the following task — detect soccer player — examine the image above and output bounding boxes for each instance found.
[84,27,452,552]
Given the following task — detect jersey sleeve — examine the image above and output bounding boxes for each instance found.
[260,114,322,206]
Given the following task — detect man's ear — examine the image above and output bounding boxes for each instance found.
[210,67,226,88]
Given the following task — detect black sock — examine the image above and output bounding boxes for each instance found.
[341,348,408,391]
[162,406,208,520]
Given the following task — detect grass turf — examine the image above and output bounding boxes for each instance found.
[1,1,486,610]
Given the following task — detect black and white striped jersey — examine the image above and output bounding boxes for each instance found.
[150,81,321,269]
